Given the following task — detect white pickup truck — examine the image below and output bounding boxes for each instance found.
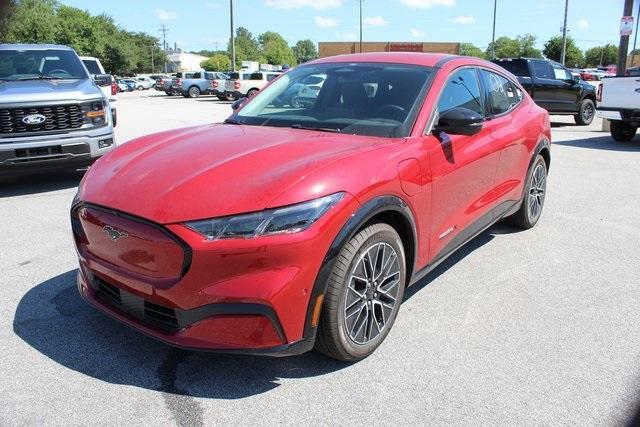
[597,76,640,141]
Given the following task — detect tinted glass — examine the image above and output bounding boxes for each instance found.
[552,64,571,80]
[532,61,554,79]
[0,49,88,80]
[266,73,279,81]
[250,72,264,80]
[481,70,521,115]
[82,59,101,75]
[235,62,433,138]
[493,59,530,77]
[437,68,483,116]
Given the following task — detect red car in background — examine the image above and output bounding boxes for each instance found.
[71,53,551,361]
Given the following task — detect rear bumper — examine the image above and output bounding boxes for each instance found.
[597,107,640,122]
[597,109,623,120]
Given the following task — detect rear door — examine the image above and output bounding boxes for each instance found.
[426,67,501,260]
[550,62,580,112]
[530,60,561,111]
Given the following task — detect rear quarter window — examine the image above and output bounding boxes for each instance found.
[494,60,530,77]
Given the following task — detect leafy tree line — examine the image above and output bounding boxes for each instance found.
[195,28,318,71]
[0,0,166,74]
[461,34,619,68]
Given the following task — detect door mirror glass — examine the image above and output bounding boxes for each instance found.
[231,97,247,111]
[434,107,483,136]
[93,73,112,87]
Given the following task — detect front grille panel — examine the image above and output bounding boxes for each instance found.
[0,104,84,135]
[93,276,180,332]
[15,146,62,158]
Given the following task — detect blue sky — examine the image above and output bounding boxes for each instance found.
[60,0,635,53]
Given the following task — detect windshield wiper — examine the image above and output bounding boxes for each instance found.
[223,118,242,124]
[289,124,342,133]
[16,75,66,81]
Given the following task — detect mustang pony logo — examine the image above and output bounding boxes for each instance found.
[103,225,129,241]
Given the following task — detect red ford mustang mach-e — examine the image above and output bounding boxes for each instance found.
[71,53,551,361]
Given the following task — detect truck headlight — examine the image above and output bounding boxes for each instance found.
[184,193,344,240]
[82,100,107,126]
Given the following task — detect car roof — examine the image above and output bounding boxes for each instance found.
[0,44,75,51]
[310,52,453,67]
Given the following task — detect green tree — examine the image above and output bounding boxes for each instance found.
[2,0,58,43]
[459,43,485,58]
[258,31,296,66]
[292,39,318,63]
[584,44,618,66]
[543,36,584,67]
[200,53,231,71]
[486,36,521,59]
[517,34,542,58]
[228,27,262,67]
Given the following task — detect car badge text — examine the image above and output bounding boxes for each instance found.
[22,114,47,125]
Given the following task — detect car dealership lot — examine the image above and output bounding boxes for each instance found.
[2,91,639,425]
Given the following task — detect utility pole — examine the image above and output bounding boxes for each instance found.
[150,46,154,73]
[159,24,169,73]
[560,0,569,65]
[491,0,497,59]
[617,0,634,75]
[230,0,236,71]
[359,0,363,53]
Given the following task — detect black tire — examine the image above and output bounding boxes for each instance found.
[315,223,406,362]
[224,93,235,101]
[610,120,637,142]
[137,85,143,91]
[246,88,258,98]
[217,96,226,101]
[574,98,595,125]
[187,86,201,98]
[509,155,547,229]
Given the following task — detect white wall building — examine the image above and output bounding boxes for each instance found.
[165,49,207,72]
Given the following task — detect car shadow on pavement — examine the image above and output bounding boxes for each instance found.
[0,170,84,197]
[13,270,350,400]
[553,135,640,152]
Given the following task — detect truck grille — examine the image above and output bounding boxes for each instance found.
[0,104,84,136]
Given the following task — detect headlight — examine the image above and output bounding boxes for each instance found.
[184,192,344,240]
[82,100,107,126]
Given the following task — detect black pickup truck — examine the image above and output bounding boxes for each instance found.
[492,57,597,125]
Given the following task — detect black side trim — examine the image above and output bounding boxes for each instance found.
[410,199,519,285]
[73,202,193,277]
[301,195,417,341]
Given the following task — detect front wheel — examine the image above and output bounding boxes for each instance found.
[315,223,406,362]
[574,98,595,125]
[610,120,637,142]
[509,155,547,229]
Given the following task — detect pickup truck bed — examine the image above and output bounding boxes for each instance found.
[597,76,640,141]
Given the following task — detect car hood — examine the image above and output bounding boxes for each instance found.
[0,78,104,104]
[80,124,383,223]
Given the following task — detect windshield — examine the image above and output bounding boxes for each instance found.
[0,49,88,81]
[234,62,433,138]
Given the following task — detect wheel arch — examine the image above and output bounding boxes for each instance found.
[301,194,417,341]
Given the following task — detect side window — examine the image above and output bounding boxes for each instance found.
[192,72,201,79]
[266,73,278,82]
[437,68,483,117]
[552,64,571,81]
[531,61,554,80]
[481,70,521,115]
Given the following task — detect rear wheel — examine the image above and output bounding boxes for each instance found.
[574,98,595,125]
[315,223,406,362]
[137,85,143,91]
[187,86,201,98]
[224,93,235,101]
[509,155,547,229]
[610,120,637,142]
[247,88,258,98]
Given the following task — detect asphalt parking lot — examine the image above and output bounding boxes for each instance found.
[2,90,639,425]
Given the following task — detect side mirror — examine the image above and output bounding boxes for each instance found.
[434,107,483,136]
[93,73,112,87]
[231,97,247,111]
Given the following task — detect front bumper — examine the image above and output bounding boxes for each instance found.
[0,126,115,175]
[72,195,359,355]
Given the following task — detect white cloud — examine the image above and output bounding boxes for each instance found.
[400,0,455,8]
[410,28,426,38]
[205,2,221,8]
[155,8,177,20]
[265,0,342,10]
[314,16,340,28]
[578,18,589,29]
[448,15,474,24]
[363,16,389,27]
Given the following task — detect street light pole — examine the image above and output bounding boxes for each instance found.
[560,0,569,65]
[616,0,634,76]
[359,0,363,53]
[230,0,236,72]
[491,0,497,59]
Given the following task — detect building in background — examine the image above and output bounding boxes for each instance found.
[319,42,460,58]
[165,45,208,72]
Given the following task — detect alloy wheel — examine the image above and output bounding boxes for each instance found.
[527,163,547,221]
[582,102,594,122]
[344,242,401,345]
